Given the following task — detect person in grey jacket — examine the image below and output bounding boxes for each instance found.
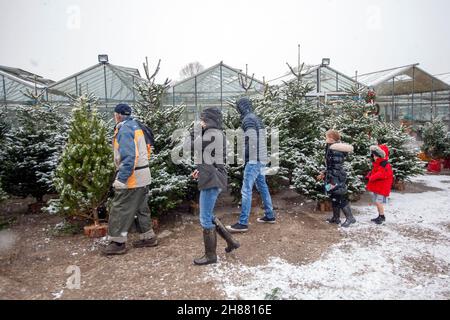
[186,107,240,265]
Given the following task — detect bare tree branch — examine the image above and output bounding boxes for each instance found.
[179,62,204,80]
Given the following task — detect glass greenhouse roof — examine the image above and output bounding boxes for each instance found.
[435,72,450,85]
[0,68,47,105]
[269,64,366,94]
[357,64,450,95]
[47,62,146,105]
[165,62,266,108]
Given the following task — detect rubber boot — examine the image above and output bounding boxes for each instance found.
[341,205,356,228]
[213,217,240,253]
[194,228,217,265]
[326,207,341,224]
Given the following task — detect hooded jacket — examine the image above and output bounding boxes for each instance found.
[113,118,151,189]
[236,98,268,164]
[186,108,228,191]
[366,145,394,197]
[325,142,354,195]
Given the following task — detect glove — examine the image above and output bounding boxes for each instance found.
[113,180,127,189]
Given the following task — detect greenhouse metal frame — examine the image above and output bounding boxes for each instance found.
[46,62,147,109]
[163,62,266,121]
[269,63,368,104]
[357,64,450,128]
[0,66,52,106]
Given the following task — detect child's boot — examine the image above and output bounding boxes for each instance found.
[372,215,386,225]
[326,207,341,225]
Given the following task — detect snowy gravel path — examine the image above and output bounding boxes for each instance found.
[208,175,450,300]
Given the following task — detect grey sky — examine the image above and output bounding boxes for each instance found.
[1,0,449,84]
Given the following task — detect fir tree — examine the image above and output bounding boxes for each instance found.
[421,121,450,159]
[53,95,115,221]
[134,58,194,216]
[253,76,329,200]
[1,103,68,201]
[373,122,424,182]
[0,109,9,202]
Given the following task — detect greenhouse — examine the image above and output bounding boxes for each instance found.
[163,62,266,121]
[357,64,450,127]
[0,65,54,106]
[269,61,367,104]
[46,60,146,109]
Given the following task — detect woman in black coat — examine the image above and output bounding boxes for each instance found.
[185,108,240,265]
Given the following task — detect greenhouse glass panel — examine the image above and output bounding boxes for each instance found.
[0,71,43,105]
[47,63,144,106]
[166,62,265,112]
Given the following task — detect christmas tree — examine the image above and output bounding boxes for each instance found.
[1,103,68,202]
[0,180,6,202]
[53,95,115,221]
[134,58,194,216]
[0,109,8,202]
[252,71,329,200]
[373,122,424,182]
[421,121,450,159]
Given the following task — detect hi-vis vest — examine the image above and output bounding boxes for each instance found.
[113,119,151,189]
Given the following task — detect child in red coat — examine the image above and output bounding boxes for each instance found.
[366,144,394,225]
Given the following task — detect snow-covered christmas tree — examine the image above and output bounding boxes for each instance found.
[1,102,68,202]
[421,121,450,159]
[373,122,424,182]
[0,109,9,201]
[134,58,195,216]
[53,95,114,221]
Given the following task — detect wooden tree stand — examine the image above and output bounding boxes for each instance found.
[84,222,108,238]
[152,218,160,231]
[393,180,406,191]
[317,200,332,212]
[190,201,199,216]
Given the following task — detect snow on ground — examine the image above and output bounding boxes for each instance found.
[208,175,450,300]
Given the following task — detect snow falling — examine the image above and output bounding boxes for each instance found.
[208,175,450,300]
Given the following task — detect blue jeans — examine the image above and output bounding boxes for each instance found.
[239,162,275,225]
[199,187,222,229]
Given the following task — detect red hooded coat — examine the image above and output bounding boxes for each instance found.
[366,145,394,197]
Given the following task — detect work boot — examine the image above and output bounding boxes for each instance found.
[194,228,217,266]
[372,215,386,225]
[133,237,159,248]
[213,217,240,253]
[101,241,127,255]
[326,207,341,224]
[341,205,356,228]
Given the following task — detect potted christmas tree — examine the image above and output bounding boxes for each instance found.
[422,121,450,173]
[54,95,115,238]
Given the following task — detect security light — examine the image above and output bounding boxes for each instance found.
[98,54,109,64]
[322,58,331,66]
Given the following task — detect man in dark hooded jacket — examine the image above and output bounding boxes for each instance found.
[185,108,240,265]
[227,98,276,233]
